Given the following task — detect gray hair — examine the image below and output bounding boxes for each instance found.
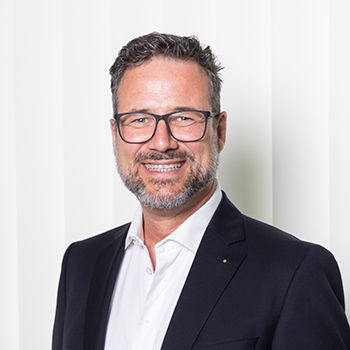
[109,32,223,115]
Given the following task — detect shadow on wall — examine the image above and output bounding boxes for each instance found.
[218,150,272,224]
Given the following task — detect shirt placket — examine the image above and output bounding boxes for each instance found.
[131,243,155,350]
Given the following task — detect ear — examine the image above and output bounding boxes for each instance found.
[216,111,227,152]
[110,118,117,155]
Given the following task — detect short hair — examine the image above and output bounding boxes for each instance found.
[110,32,223,115]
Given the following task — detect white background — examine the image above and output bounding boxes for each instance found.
[1,0,350,349]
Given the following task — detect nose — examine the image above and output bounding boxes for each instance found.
[147,120,178,152]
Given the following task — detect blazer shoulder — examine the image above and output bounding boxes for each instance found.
[67,222,130,260]
[218,191,333,260]
[238,212,346,314]
[242,214,299,245]
[241,213,340,274]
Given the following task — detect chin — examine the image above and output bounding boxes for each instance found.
[137,187,195,209]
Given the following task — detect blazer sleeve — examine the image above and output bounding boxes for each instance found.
[271,244,350,349]
[52,244,73,350]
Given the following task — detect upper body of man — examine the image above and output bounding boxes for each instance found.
[52,32,350,350]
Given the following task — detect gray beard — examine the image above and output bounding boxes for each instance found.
[116,147,219,209]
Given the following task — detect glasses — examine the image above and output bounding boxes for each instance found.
[114,110,218,144]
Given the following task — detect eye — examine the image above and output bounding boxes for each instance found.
[170,112,199,126]
[176,115,193,121]
[121,114,154,127]
[131,117,149,124]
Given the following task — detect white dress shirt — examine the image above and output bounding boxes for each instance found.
[104,186,222,350]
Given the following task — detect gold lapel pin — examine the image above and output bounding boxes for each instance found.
[217,256,229,264]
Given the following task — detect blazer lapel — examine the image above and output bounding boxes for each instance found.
[161,192,247,350]
[84,225,129,350]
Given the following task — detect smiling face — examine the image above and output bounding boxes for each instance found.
[111,56,226,209]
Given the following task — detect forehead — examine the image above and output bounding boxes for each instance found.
[117,57,211,113]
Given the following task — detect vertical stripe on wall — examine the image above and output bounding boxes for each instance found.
[1,0,20,348]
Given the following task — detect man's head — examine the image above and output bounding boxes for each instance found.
[110,33,226,210]
[110,32,223,116]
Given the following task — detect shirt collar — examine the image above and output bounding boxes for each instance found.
[125,205,144,249]
[125,184,222,253]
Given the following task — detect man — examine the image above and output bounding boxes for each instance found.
[52,33,350,350]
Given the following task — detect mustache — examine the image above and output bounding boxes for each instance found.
[134,150,194,163]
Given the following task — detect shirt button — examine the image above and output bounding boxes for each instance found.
[143,320,151,328]
[146,267,153,275]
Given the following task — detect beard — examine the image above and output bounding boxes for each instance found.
[116,145,219,209]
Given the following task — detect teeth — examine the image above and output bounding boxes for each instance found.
[144,163,183,172]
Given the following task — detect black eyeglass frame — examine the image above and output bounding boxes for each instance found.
[113,110,219,144]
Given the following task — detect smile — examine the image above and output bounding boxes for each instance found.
[144,162,184,172]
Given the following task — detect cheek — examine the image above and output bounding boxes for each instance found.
[116,140,142,166]
[192,137,217,163]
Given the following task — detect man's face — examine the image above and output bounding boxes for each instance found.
[111,56,226,209]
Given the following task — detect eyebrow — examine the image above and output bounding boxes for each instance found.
[128,106,202,114]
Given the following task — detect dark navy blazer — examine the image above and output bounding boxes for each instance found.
[52,192,350,349]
